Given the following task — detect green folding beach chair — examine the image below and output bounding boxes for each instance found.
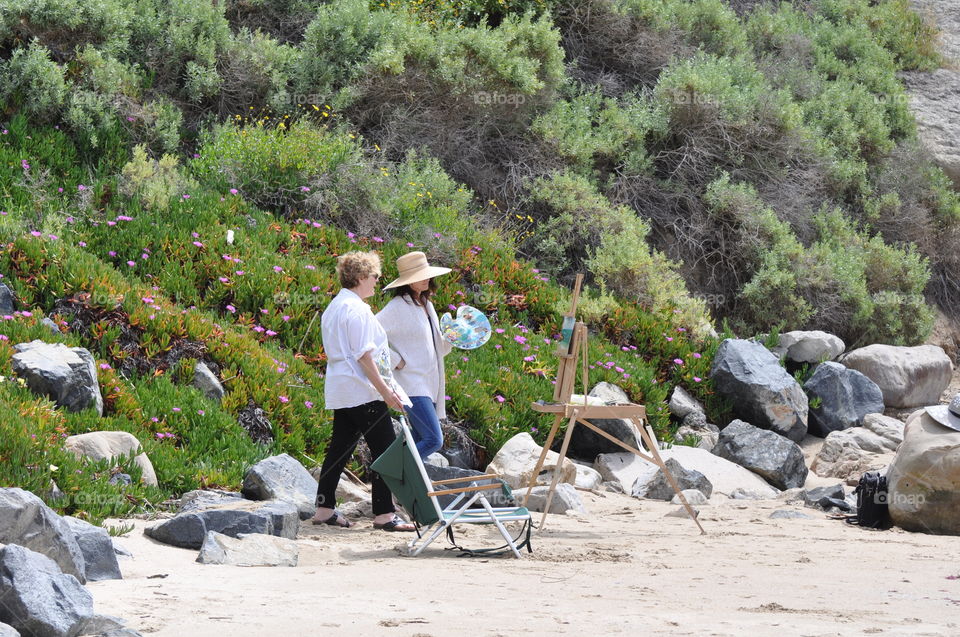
[371,417,533,558]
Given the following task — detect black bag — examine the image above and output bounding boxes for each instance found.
[847,471,890,529]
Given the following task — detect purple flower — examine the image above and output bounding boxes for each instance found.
[78,184,86,191]
[693,376,702,382]
[126,261,135,267]
[192,241,203,248]
[673,358,683,365]
[225,304,236,313]
[300,186,310,192]
[693,352,702,359]
[229,188,238,195]
[108,251,117,257]
[494,395,505,403]
[273,266,283,273]
[406,242,414,247]
[78,241,86,247]
[265,329,277,337]
[30,231,41,237]
[304,401,314,408]
[197,409,205,415]
[279,395,289,403]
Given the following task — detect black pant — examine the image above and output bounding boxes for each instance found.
[315,400,398,516]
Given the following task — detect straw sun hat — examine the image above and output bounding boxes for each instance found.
[925,393,960,432]
[382,251,451,290]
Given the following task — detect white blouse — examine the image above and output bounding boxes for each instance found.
[376,295,453,419]
[321,288,409,410]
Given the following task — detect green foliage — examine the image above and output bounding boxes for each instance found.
[0,41,68,122]
[120,145,197,211]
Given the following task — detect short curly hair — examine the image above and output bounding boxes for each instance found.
[336,251,381,289]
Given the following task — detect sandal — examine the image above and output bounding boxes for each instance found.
[312,510,352,528]
[373,514,415,532]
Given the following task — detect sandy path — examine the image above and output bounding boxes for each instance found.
[90,490,960,637]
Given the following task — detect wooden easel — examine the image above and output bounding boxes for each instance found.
[522,274,705,534]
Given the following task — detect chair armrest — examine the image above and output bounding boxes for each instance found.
[428,483,505,498]
[431,473,499,486]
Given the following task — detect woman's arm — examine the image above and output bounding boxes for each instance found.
[357,350,404,410]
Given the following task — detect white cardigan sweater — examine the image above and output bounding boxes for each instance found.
[376,296,453,419]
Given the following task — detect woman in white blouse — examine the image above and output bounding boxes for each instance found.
[313,251,415,532]
[377,252,453,459]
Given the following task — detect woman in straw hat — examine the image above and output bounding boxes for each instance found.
[376,251,453,459]
[313,250,415,532]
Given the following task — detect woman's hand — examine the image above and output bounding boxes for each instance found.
[396,358,406,370]
[381,389,405,411]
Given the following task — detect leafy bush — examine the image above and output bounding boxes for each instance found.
[0,41,68,122]
[120,145,197,211]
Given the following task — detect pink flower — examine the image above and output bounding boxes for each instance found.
[78,184,86,191]
[172,407,181,412]
[372,236,383,243]
[304,401,314,408]
[514,335,527,344]
[495,328,505,334]
[693,376,702,382]
[127,261,136,267]
[282,315,290,322]
[273,266,283,273]
[666,336,673,342]
[673,358,683,365]
[304,265,315,270]
[279,395,289,403]
[107,221,116,226]
[182,194,190,199]
[693,352,702,359]
[225,304,236,313]
[494,395,505,403]
[265,329,277,336]
[229,188,238,195]
[197,409,204,415]
[523,355,535,362]
[301,186,310,192]
[406,242,414,247]
[78,241,86,247]
[108,251,117,257]
[192,241,203,247]
[219,277,229,283]
[236,270,245,276]
[117,215,133,221]
[30,231,41,237]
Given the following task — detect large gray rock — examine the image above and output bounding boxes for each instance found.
[710,339,808,441]
[903,68,960,187]
[512,484,585,514]
[64,432,158,487]
[712,420,809,490]
[771,330,845,364]
[0,544,93,637]
[673,411,720,451]
[486,433,577,490]
[197,531,298,567]
[11,341,103,415]
[62,517,121,582]
[0,283,15,315]
[803,362,884,437]
[0,488,86,583]
[668,386,704,420]
[144,496,299,550]
[633,457,713,500]
[0,622,19,637]
[192,362,225,402]
[840,344,952,409]
[242,454,317,520]
[886,409,960,535]
[558,383,644,459]
[810,413,904,483]
[596,446,779,498]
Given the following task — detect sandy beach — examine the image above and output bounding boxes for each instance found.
[89,488,960,637]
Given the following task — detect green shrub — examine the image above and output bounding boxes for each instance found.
[120,145,197,211]
[0,41,68,122]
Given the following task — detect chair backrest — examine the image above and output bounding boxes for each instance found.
[370,418,444,525]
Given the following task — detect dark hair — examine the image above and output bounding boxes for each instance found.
[391,279,437,307]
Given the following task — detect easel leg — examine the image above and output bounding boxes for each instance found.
[538,411,579,531]
[522,414,563,508]
[633,417,706,535]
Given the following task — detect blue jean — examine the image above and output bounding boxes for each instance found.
[404,396,443,459]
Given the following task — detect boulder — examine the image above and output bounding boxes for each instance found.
[0,544,93,637]
[803,361,884,437]
[673,412,720,451]
[64,431,158,487]
[555,383,644,460]
[571,462,603,490]
[668,386,704,420]
[712,420,808,490]
[486,433,577,490]
[633,457,713,500]
[810,413,904,483]
[197,531,298,567]
[242,454,317,520]
[840,344,952,408]
[192,361,224,402]
[886,409,960,535]
[771,330,845,364]
[145,495,299,549]
[671,489,709,506]
[802,484,845,509]
[11,340,103,415]
[0,623,19,637]
[0,283,14,315]
[596,446,779,498]
[512,484,585,514]
[41,317,60,335]
[333,473,370,505]
[903,68,960,187]
[0,488,86,583]
[424,452,448,468]
[709,339,808,441]
[62,517,122,582]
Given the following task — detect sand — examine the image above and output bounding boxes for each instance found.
[89,488,960,637]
